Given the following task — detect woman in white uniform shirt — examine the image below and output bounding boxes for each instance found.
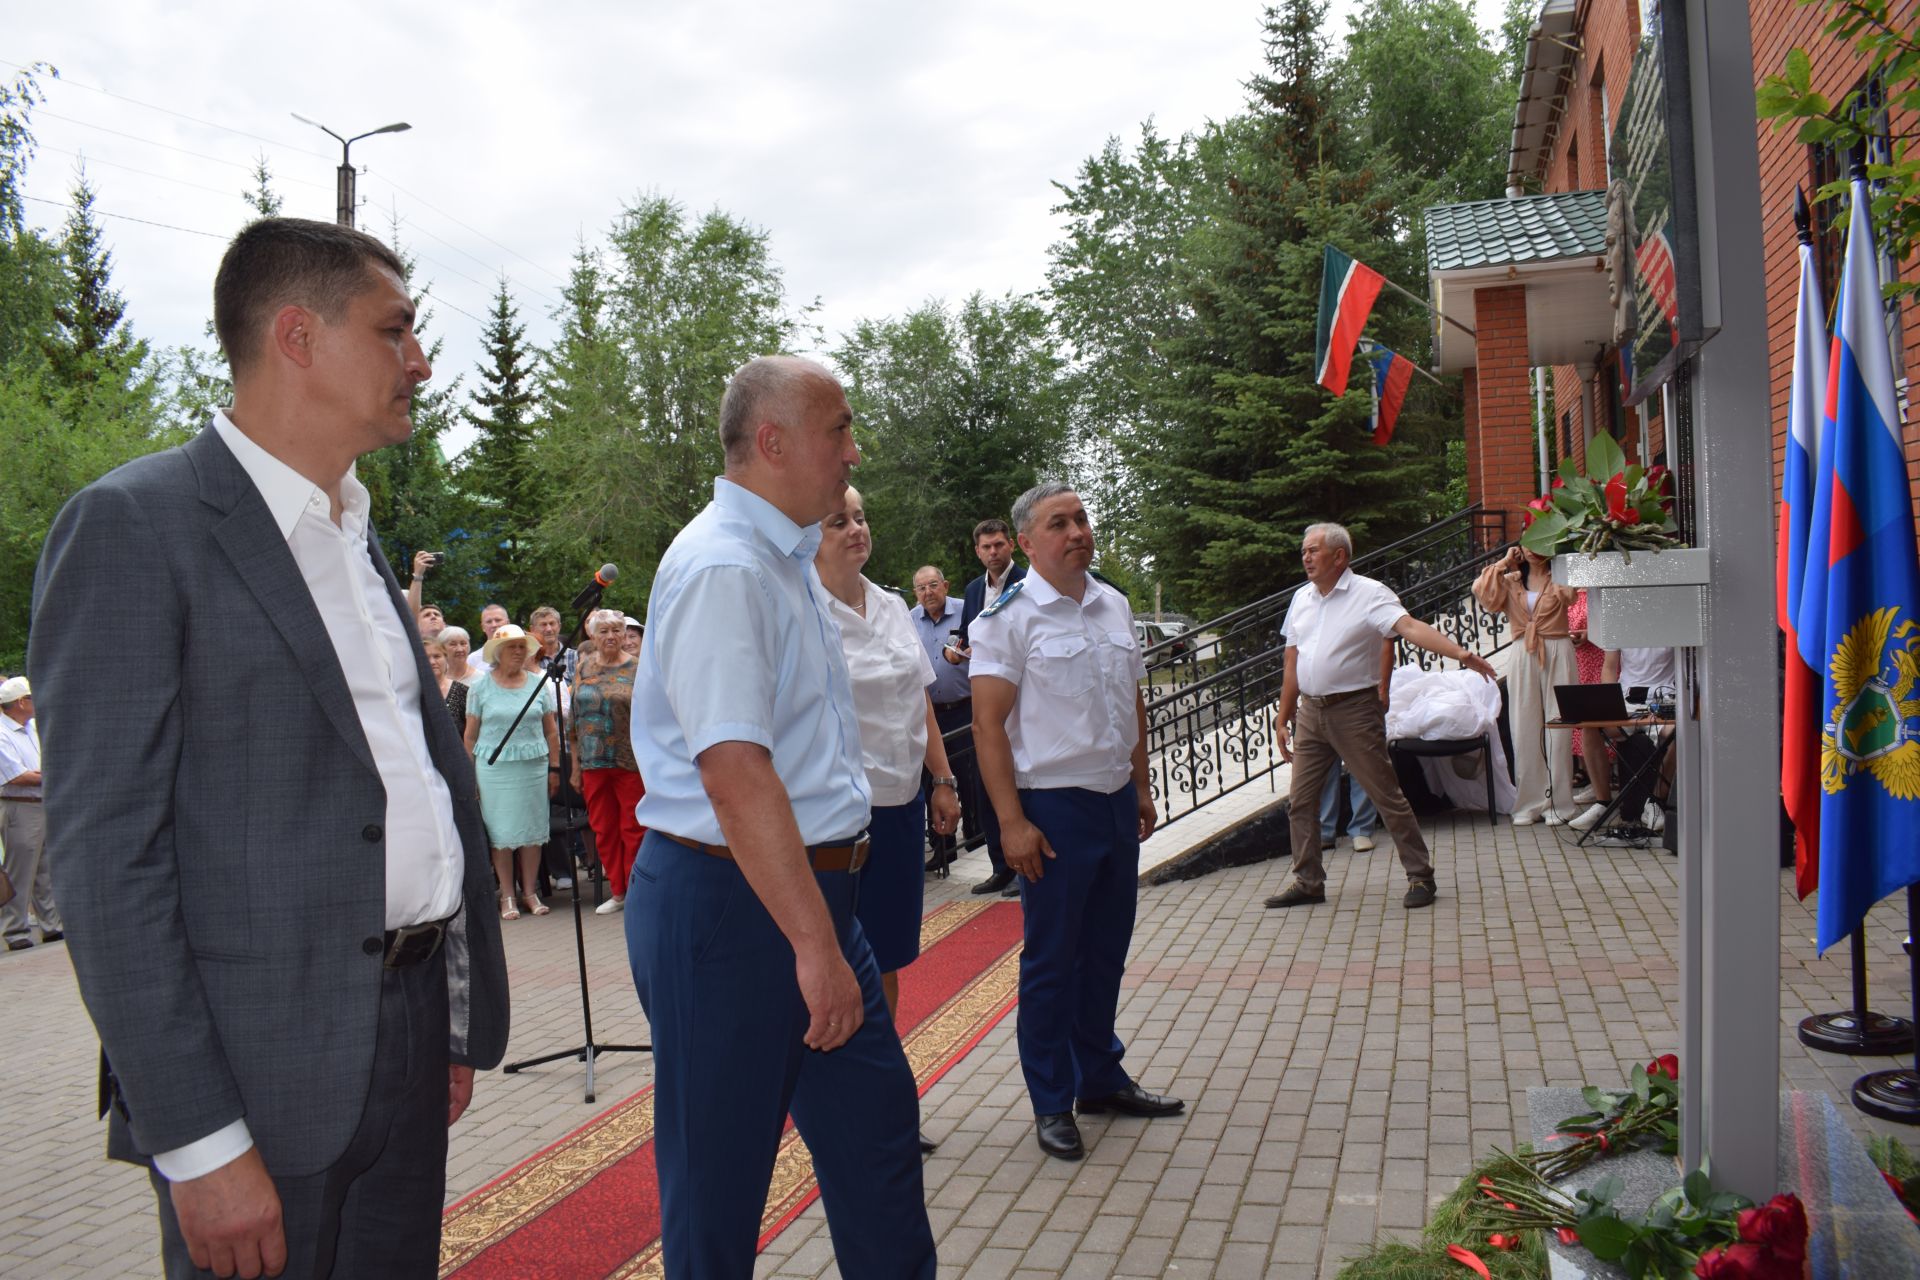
[816,486,962,1150]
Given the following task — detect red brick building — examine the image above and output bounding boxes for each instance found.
[1434,0,1918,535]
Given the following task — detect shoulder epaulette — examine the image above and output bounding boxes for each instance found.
[978,579,1025,618]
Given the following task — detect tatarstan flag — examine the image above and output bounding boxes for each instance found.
[1315,245,1384,395]
[1368,346,1415,445]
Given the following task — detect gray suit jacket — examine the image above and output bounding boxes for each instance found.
[29,425,510,1176]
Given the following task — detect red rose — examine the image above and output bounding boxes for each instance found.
[1647,464,1673,494]
[1647,1053,1680,1080]
[1737,1194,1808,1263]
[1695,1242,1779,1279]
[1551,476,1566,490]
[1605,474,1639,524]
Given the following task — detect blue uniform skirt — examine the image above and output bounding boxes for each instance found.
[854,794,927,972]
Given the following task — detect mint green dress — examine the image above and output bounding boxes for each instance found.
[468,674,555,847]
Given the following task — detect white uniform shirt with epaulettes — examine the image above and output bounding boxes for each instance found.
[966,570,1146,793]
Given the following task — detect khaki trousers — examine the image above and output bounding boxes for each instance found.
[1288,690,1433,893]
[0,799,57,942]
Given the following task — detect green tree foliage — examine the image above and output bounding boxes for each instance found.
[833,292,1072,593]
[1047,123,1208,569]
[167,152,288,432]
[1756,0,1920,299]
[1334,0,1517,206]
[46,167,139,382]
[1141,0,1445,616]
[458,274,550,618]
[0,64,59,375]
[532,197,805,608]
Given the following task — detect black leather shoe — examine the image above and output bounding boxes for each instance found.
[1263,884,1326,909]
[1403,880,1438,909]
[37,930,62,943]
[1000,881,1021,898]
[1035,1112,1084,1160]
[919,1129,938,1154]
[1077,1083,1185,1118]
[972,870,1014,895]
[5,938,31,951]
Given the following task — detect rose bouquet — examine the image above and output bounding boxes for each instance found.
[1519,431,1680,561]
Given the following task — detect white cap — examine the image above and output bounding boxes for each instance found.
[0,676,30,704]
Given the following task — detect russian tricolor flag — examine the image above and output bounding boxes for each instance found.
[1369,346,1414,445]
[1778,233,1827,899]
[1807,171,1920,952]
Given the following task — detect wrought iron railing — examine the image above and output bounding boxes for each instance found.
[1138,506,1511,827]
[930,506,1519,850]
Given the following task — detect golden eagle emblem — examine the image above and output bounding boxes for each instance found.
[1821,607,1920,799]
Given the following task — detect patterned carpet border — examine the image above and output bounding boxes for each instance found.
[440,898,1023,1278]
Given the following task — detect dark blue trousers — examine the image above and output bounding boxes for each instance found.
[626,831,936,1280]
[1015,783,1140,1115]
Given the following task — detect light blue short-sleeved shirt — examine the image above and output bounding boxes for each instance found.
[631,477,872,845]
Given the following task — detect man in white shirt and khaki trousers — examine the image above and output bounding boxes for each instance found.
[971,482,1185,1162]
[1266,523,1495,912]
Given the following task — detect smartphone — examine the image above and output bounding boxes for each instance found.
[426,552,446,568]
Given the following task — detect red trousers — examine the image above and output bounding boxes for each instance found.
[581,767,646,897]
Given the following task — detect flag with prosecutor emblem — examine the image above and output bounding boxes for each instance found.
[1315,245,1385,395]
[1368,346,1415,445]
[1810,171,1920,952]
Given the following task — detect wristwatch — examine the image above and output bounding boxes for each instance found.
[931,776,959,791]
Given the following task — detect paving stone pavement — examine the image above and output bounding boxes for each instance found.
[3,816,1914,1279]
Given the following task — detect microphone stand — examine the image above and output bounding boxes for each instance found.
[492,592,648,1102]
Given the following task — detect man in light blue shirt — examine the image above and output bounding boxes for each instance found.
[909,565,977,872]
[627,355,935,1280]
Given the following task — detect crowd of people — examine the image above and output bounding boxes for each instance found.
[3,214,1693,1280]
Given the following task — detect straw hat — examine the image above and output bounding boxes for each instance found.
[481,624,542,666]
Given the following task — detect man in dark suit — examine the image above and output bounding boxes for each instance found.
[951,518,1027,895]
[31,218,510,1280]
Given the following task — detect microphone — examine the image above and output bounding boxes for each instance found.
[569,563,618,612]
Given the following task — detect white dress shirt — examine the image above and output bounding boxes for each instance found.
[164,416,468,1184]
[967,571,1145,792]
[828,578,937,807]
[1282,570,1408,696]
[0,715,41,799]
[211,413,464,928]
[632,478,871,845]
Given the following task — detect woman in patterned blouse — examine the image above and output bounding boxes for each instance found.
[570,608,645,915]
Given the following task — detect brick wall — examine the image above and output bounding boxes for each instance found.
[1474,284,1537,539]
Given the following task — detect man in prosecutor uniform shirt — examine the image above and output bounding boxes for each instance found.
[969,481,1184,1161]
[625,355,935,1279]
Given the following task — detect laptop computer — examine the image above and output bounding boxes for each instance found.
[1553,683,1630,723]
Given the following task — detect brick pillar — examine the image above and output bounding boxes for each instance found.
[1472,284,1537,540]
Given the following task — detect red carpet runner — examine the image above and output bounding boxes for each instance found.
[439,898,1024,1279]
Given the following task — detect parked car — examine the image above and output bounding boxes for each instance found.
[1133,618,1191,656]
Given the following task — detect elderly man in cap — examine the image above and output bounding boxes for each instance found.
[0,677,59,951]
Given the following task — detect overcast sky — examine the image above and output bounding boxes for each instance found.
[11,1,1507,456]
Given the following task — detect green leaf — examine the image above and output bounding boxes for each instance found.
[1586,432,1626,484]
[1785,46,1812,94]
[1591,1175,1623,1205]
[1581,1086,1610,1111]
[1577,1214,1639,1260]
[1683,1167,1711,1207]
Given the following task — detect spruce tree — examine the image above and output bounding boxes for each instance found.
[1142,0,1442,616]
[48,167,141,383]
[460,276,547,615]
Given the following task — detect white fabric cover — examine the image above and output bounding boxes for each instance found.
[1384,665,1518,814]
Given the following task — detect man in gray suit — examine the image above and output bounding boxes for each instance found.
[30,218,511,1279]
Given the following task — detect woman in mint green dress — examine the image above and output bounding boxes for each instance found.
[464,624,560,919]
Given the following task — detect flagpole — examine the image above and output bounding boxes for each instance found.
[1851,888,1920,1122]
[1797,928,1914,1054]
[1360,338,1446,388]
[1331,243,1477,339]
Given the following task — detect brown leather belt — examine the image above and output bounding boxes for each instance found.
[1,795,41,803]
[1303,687,1377,706]
[381,915,453,969]
[663,832,870,873]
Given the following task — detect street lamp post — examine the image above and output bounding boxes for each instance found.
[290,114,411,228]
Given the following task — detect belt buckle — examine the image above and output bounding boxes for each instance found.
[847,838,870,873]
[384,920,447,969]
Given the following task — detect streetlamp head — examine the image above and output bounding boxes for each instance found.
[370,122,411,136]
